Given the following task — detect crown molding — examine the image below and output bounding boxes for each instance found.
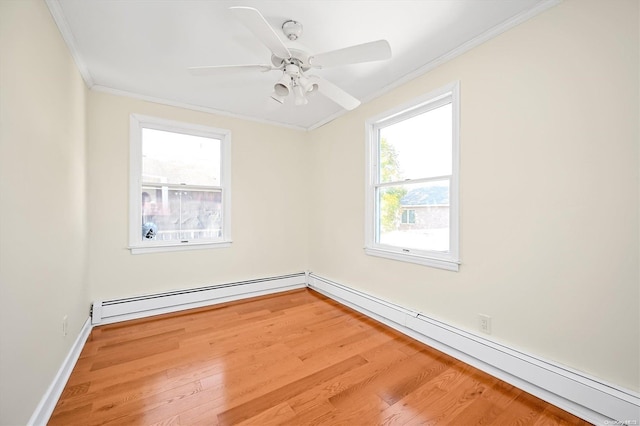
[45,0,95,88]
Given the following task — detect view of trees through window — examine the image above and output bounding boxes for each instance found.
[379,137,407,232]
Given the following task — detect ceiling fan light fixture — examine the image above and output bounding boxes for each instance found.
[274,74,291,96]
[306,82,318,93]
[298,75,317,94]
[293,84,308,105]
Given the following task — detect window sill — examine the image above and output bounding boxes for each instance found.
[129,240,232,255]
[364,247,460,271]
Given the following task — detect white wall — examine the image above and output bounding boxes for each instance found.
[308,0,640,392]
[86,91,309,301]
[1,0,638,423]
[0,1,90,424]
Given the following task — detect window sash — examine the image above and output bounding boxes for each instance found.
[373,174,453,188]
[373,177,452,252]
[141,127,222,187]
[372,100,453,185]
[372,93,452,130]
[141,184,224,242]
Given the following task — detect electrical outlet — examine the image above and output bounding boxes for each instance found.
[478,314,491,334]
[62,315,68,337]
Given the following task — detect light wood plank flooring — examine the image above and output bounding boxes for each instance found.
[49,289,591,425]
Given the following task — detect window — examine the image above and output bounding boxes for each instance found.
[129,114,231,254]
[365,82,459,271]
[401,209,416,224]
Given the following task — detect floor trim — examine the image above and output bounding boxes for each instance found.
[27,317,92,426]
[306,273,640,426]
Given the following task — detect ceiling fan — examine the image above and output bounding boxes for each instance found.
[188,6,392,110]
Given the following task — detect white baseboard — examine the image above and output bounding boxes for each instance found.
[28,317,92,426]
[306,273,640,426]
[91,273,307,325]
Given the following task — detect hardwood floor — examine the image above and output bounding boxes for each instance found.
[49,289,591,425]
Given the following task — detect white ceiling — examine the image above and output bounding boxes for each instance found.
[48,0,557,130]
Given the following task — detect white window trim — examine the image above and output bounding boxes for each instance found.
[364,82,460,271]
[129,114,232,254]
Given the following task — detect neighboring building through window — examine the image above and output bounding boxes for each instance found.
[129,114,231,254]
[365,82,460,270]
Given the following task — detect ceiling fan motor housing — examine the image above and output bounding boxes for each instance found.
[284,62,301,77]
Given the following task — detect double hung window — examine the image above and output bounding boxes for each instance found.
[365,82,460,270]
[129,114,231,254]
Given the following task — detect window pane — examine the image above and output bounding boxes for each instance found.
[141,186,222,242]
[142,128,221,186]
[377,180,450,252]
[379,103,452,183]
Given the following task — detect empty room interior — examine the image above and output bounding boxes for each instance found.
[1,0,639,424]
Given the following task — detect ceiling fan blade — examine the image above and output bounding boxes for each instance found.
[311,76,361,110]
[188,64,274,76]
[229,7,292,60]
[309,40,391,68]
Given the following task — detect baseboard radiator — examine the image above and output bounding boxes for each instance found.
[307,273,640,426]
[91,273,307,325]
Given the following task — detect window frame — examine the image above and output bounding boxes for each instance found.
[129,114,232,254]
[364,82,460,271]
